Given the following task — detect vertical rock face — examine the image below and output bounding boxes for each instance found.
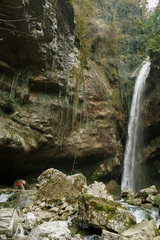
[142,65,160,188]
[0,0,125,184]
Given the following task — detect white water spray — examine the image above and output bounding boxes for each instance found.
[121,59,151,192]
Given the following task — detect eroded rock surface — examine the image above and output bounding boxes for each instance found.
[0,0,125,184]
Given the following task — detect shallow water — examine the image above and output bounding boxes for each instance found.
[84,235,101,240]
[121,201,160,229]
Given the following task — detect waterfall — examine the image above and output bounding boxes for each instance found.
[121,58,151,193]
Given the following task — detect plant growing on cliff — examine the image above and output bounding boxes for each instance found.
[145,4,160,63]
[69,0,95,122]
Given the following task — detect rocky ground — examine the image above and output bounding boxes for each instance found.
[0,168,160,240]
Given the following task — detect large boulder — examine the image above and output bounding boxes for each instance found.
[121,219,159,239]
[27,221,71,240]
[37,168,86,204]
[78,182,136,232]
[0,208,18,237]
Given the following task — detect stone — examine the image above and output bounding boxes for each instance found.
[49,207,59,213]
[101,230,128,240]
[71,233,83,240]
[82,181,114,201]
[0,208,18,237]
[121,219,159,239]
[24,212,37,230]
[146,194,155,203]
[137,185,158,202]
[27,221,71,240]
[121,190,136,199]
[106,179,119,194]
[128,197,142,206]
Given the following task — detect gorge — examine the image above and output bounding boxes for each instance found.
[0,0,160,239]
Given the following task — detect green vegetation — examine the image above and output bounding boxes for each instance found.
[69,0,95,122]
[145,4,160,64]
[81,193,120,218]
[154,193,160,208]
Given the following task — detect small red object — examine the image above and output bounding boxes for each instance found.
[18,181,21,186]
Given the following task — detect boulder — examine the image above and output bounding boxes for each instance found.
[0,208,18,237]
[121,219,159,239]
[78,182,136,232]
[23,212,37,230]
[121,190,136,199]
[106,180,119,195]
[137,186,158,203]
[37,168,86,205]
[27,221,71,240]
[154,193,160,208]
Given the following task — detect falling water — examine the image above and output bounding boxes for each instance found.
[121,58,151,193]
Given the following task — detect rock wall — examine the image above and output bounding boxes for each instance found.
[142,64,160,188]
[0,0,125,185]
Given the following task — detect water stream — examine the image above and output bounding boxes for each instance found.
[121,201,160,229]
[121,58,151,193]
[0,192,14,202]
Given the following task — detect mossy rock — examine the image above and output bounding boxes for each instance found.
[78,193,136,233]
[154,193,160,208]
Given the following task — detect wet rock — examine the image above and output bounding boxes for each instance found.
[137,185,158,203]
[27,221,71,240]
[121,219,159,239]
[121,190,142,206]
[0,208,18,237]
[121,190,136,199]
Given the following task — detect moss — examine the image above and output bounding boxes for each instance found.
[68,0,95,122]
[127,219,136,228]
[154,193,160,208]
[37,175,82,204]
[81,194,122,221]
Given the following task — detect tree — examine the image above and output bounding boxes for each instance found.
[145,4,160,63]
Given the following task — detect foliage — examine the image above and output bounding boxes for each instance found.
[69,0,95,122]
[145,4,160,63]
[92,0,148,115]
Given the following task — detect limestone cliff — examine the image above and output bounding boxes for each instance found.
[0,0,126,185]
[142,64,160,187]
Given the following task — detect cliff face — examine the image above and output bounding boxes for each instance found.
[142,64,160,187]
[0,0,125,184]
